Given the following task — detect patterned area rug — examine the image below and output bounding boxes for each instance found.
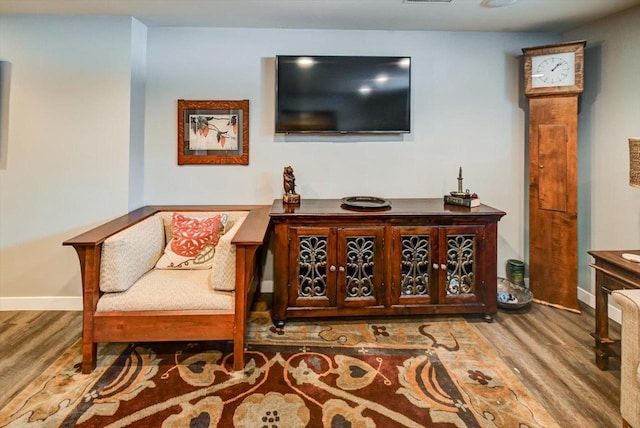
[0,311,559,427]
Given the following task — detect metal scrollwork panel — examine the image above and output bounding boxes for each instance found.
[298,236,328,298]
[446,234,475,295]
[400,235,430,296]
[345,236,376,298]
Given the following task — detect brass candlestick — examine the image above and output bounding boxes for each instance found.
[450,166,466,197]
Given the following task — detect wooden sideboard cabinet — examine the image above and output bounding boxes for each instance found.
[269,199,506,326]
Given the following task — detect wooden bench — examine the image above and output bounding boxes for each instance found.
[63,205,271,373]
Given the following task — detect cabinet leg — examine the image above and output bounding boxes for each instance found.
[594,346,610,370]
[483,313,494,323]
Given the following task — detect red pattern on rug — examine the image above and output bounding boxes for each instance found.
[0,314,560,428]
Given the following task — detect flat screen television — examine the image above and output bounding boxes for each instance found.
[275,55,411,134]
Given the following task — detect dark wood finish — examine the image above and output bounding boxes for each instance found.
[270,199,506,325]
[391,226,437,306]
[63,205,270,373]
[337,226,385,308]
[588,249,640,370]
[270,198,506,218]
[528,95,579,311]
[177,99,249,165]
[522,40,586,97]
[288,226,337,308]
[439,225,485,306]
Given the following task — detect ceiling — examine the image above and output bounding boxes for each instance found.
[1,0,639,33]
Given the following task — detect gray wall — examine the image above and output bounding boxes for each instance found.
[0,16,137,308]
[1,9,638,314]
[565,8,640,313]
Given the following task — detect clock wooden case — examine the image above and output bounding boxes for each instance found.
[523,41,585,97]
[522,40,586,311]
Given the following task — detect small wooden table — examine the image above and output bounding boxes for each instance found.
[588,250,640,370]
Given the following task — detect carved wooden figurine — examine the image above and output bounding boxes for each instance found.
[283,165,300,204]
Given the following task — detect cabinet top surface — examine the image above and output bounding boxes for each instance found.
[588,250,640,275]
[269,198,506,219]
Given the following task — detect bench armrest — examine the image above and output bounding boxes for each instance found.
[63,205,268,248]
[63,206,158,247]
[232,206,272,247]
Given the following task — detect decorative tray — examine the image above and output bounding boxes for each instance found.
[341,196,391,211]
[497,277,533,309]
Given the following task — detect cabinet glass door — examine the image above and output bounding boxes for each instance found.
[288,227,337,307]
[440,226,484,304]
[391,227,438,305]
[336,227,385,308]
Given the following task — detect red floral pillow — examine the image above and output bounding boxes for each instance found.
[170,213,222,257]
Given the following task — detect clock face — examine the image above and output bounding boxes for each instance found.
[531,51,576,88]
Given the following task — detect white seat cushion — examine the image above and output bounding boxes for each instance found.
[96,269,234,312]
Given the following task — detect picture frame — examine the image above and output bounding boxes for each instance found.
[177,99,249,165]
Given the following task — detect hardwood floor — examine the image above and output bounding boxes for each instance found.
[0,301,622,427]
[0,311,82,410]
[470,302,621,428]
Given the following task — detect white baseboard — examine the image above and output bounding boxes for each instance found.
[0,296,83,311]
[0,284,621,324]
[578,287,621,324]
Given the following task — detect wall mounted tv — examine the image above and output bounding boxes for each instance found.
[275,55,411,134]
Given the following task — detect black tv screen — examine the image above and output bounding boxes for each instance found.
[275,55,411,134]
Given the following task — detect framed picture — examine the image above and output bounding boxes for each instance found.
[177,99,249,165]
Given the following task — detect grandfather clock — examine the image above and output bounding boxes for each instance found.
[522,40,586,312]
